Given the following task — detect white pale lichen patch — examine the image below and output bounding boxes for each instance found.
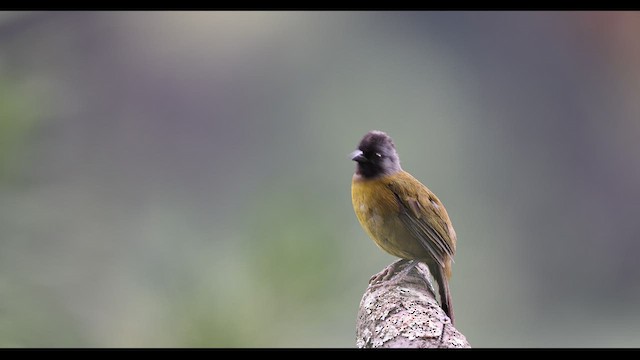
[445,336,470,348]
[357,327,372,348]
[373,323,400,347]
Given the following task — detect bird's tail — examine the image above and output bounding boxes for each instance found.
[433,265,455,325]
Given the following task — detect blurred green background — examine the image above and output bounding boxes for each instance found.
[1,11,640,348]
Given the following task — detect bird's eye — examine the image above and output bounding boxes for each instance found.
[375,153,382,158]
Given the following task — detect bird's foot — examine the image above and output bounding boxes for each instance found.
[368,259,417,290]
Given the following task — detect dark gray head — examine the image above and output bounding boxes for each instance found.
[351,130,402,179]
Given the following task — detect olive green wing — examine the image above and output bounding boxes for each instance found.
[387,182,455,267]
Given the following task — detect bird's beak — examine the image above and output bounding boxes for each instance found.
[350,150,368,163]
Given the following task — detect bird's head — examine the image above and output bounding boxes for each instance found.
[351,130,402,179]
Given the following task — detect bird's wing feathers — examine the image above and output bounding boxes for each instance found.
[387,180,455,267]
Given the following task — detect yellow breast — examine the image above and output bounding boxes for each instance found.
[351,173,427,260]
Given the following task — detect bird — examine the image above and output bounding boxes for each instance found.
[350,130,457,324]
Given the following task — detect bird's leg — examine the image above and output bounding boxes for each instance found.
[391,260,437,296]
[368,258,423,291]
[414,263,437,297]
[368,260,438,298]
[369,259,410,285]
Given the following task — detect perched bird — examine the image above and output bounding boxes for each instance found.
[350,130,457,324]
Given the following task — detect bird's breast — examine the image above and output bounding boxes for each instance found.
[351,175,426,260]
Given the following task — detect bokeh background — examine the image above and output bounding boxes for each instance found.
[1,11,640,348]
